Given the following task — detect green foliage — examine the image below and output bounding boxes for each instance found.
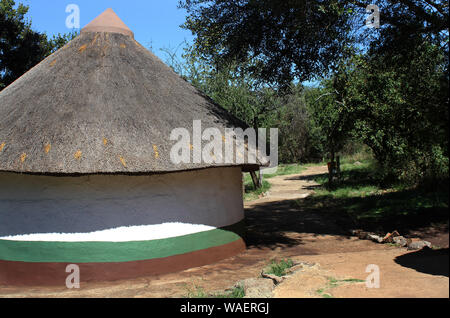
[333,38,449,184]
[215,285,245,298]
[312,160,449,232]
[262,164,306,179]
[264,259,294,277]
[46,31,78,53]
[243,177,271,201]
[305,80,353,162]
[181,43,279,129]
[0,0,76,90]
[316,276,364,297]
[179,0,449,185]
[186,285,209,298]
[181,0,448,88]
[186,284,245,298]
[164,44,329,163]
[275,84,323,163]
[180,0,356,87]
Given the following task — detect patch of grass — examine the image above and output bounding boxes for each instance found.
[186,285,209,298]
[310,158,449,232]
[214,285,246,298]
[186,284,245,298]
[301,161,328,168]
[327,277,339,287]
[326,276,365,286]
[340,148,374,165]
[262,164,307,179]
[316,276,364,298]
[340,278,365,283]
[243,179,271,201]
[385,242,401,248]
[264,259,294,277]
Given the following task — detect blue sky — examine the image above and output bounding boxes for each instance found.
[21,0,193,61]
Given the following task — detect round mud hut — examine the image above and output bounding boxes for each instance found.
[0,9,260,286]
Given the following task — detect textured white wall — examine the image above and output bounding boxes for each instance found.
[0,167,244,237]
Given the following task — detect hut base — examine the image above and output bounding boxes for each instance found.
[0,238,245,287]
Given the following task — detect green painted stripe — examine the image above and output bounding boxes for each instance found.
[0,221,244,263]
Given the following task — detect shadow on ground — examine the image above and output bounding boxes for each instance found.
[244,197,355,250]
[394,248,449,277]
[245,169,448,250]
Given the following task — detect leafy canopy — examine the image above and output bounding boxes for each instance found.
[0,0,76,90]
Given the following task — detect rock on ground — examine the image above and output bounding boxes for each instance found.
[236,278,275,298]
[407,241,432,250]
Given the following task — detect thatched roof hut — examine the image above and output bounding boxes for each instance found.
[0,9,260,286]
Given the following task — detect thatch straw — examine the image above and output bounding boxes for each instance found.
[0,31,260,175]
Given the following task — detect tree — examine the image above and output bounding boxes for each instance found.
[180,0,449,184]
[333,39,448,183]
[0,0,76,90]
[179,43,279,129]
[180,0,448,87]
[179,0,357,87]
[162,44,326,163]
[275,84,320,163]
[305,78,354,180]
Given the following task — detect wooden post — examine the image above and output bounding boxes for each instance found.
[250,171,261,189]
[327,162,333,184]
[242,173,245,197]
[258,169,263,188]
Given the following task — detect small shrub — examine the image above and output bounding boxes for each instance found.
[187,285,245,298]
[218,285,245,298]
[186,285,208,298]
[265,259,294,277]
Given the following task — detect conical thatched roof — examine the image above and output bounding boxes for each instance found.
[0,9,260,175]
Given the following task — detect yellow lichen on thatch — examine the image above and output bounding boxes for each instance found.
[0,143,5,152]
[44,144,51,154]
[49,60,57,67]
[20,153,27,163]
[103,138,108,146]
[120,44,126,49]
[153,145,159,159]
[78,44,88,53]
[91,33,100,46]
[119,156,127,168]
[74,150,82,160]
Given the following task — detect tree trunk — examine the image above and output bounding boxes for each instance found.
[328,147,336,184]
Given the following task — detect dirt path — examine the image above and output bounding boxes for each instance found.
[246,166,327,204]
[1,166,448,298]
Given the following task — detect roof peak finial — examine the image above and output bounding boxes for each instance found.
[81,8,134,38]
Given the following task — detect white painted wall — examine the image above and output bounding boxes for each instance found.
[0,167,244,237]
